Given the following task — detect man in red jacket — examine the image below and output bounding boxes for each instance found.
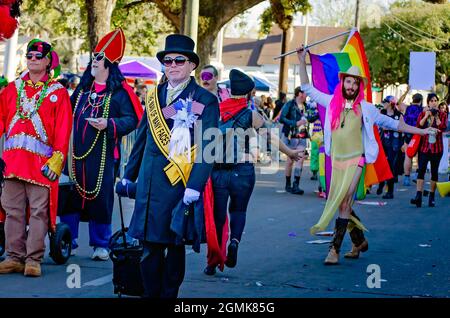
[0,39,72,277]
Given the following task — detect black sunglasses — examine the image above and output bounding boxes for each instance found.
[92,52,105,62]
[26,52,44,60]
[162,56,190,67]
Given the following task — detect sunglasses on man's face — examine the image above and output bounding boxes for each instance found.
[162,56,189,67]
[200,72,214,81]
[92,52,105,62]
[26,52,44,60]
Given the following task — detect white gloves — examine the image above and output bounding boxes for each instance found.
[121,178,131,186]
[183,188,200,205]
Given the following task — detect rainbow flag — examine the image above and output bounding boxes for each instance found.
[310,29,392,194]
[310,29,372,101]
[342,29,373,103]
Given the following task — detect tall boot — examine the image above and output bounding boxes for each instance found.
[285,176,292,192]
[345,211,368,259]
[324,218,348,265]
[376,182,385,195]
[428,191,435,207]
[382,179,394,199]
[410,191,422,208]
[291,177,304,195]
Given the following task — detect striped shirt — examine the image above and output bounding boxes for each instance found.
[417,110,448,154]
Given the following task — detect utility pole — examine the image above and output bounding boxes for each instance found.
[278,27,293,95]
[216,27,224,79]
[355,0,361,30]
[184,0,199,48]
[304,14,309,47]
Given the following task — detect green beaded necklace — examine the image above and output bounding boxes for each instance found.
[70,89,112,200]
[16,79,50,120]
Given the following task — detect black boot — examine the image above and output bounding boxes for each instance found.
[345,211,368,258]
[324,218,349,265]
[382,192,393,199]
[285,176,292,192]
[382,180,394,199]
[410,191,422,208]
[291,177,304,195]
[428,191,435,207]
[203,265,217,276]
[376,182,384,195]
[225,238,239,268]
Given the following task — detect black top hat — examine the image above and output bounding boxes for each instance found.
[229,69,255,96]
[156,34,200,69]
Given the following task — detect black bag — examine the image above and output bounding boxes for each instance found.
[109,196,144,297]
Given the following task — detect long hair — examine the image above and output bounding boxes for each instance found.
[79,59,125,93]
[329,79,365,131]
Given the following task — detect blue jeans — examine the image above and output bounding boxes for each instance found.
[212,163,255,244]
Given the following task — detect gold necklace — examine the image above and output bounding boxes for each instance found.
[340,108,352,128]
[70,90,112,200]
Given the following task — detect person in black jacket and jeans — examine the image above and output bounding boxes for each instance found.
[280,87,308,194]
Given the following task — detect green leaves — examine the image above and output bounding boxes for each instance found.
[112,1,174,56]
[361,1,450,88]
[259,0,311,35]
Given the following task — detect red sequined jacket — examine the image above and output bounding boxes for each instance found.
[0,73,72,228]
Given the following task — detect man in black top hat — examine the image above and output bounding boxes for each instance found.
[123,34,219,298]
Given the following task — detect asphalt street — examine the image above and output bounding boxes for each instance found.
[0,162,449,299]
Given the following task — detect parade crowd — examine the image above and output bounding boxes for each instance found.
[0,30,448,298]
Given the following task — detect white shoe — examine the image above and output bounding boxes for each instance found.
[70,249,77,256]
[91,247,109,261]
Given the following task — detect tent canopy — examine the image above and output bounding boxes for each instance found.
[119,60,162,79]
[219,74,277,92]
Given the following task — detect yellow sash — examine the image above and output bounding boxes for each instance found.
[146,87,196,186]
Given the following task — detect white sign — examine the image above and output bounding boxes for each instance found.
[409,52,436,90]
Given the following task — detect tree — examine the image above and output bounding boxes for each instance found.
[361,1,450,88]
[308,0,355,27]
[85,0,117,53]
[21,0,87,73]
[259,0,311,94]
[112,0,174,57]
[21,0,318,76]
[422,0,447,3]
[120,0,267,71]
[224,12,253,39]
[309,0,397,28]
[21,0,174,72]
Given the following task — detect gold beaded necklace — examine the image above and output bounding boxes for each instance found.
[70,89,112,200]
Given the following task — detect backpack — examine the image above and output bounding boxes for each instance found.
[218,108,253,164]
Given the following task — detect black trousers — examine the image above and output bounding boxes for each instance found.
[212,163,256,244]
[380,145,401,193]
[417,151,443,182]
[140,242,185,298]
